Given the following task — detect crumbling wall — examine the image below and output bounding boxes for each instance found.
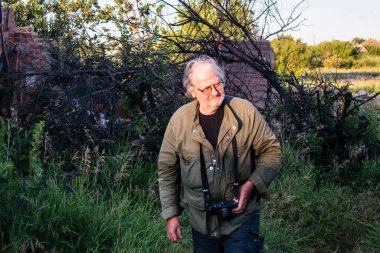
[1,8,50,73]
[221,40,275,108]
[1,7,50,118]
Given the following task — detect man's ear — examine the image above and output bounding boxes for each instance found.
[188,86,196,98]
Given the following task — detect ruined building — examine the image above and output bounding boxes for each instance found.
[1,7,50,118]
[1,7,275,120]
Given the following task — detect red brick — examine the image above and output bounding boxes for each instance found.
[14,32,35,39]
[4,7,276,110]
[1,8,16,32]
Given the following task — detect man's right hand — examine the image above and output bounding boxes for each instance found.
[166,216,182,243]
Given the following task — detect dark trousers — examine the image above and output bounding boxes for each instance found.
[192,213,264,253]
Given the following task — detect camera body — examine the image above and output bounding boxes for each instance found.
[207,200,238,219]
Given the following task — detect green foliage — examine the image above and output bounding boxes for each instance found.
[2,0,180,171]
[365,45,380,56]
[270,35,311,75]
[4,0,103,39]
[271,37,380,71]
[0,141,193,252]
[0,118,14,180]
[28,121,45,182]
[354,157,380,190]
[1,134,379,252]
[311,40,358,69]
[171,0,255,41]
[323,54,355,68]
[357,106,380,155]
[313,40,359,59]
[298,104,374,180]
[322,105,378,181]
[262,146,380,252]
[354,55,380,68]
[352,37,366,45]
[0,118,21,249]
[272,73,380,184]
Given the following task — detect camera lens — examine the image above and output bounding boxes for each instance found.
[220,208,232,219]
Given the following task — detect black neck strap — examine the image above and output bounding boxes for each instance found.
[199,144,210,207]
[200,136,239,209]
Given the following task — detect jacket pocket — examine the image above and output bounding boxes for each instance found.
[183,187,205,210]
[224,144,251,183]
[179,152,202,189]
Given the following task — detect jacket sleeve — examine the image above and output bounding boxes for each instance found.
[157,121,182,220]
[248,106,282,199]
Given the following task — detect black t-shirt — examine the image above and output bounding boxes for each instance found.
[199,103,225,150]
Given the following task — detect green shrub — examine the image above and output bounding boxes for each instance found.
[366,45,380,56]
[0,118,20,248]
[1,158,192,253]
[359,106,380,155]
[28,121,45,184]
[289,95,380,184]
[323,54,355,68]
[0,118,14,180]
[262,146,380,252]
[354,56,380,68]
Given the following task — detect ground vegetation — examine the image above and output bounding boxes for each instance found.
[0,0,379,252]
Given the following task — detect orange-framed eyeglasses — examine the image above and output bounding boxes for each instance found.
[196,82,224,96]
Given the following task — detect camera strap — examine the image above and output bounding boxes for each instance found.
[199,144,210,209]
[231,135,239,201]
[199,136,239,210]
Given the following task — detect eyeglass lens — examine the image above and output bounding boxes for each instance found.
[201,83,222,95]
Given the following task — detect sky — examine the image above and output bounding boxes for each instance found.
[275,0,380,45]
[97,0,380,45]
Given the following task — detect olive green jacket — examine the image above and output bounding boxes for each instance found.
[158,96,281,237]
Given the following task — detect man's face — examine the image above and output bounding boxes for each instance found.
[189,63,225,115]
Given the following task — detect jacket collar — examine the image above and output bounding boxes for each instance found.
[191,96,240,149]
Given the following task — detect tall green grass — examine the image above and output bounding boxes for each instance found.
[0,121,193,253]
[1,161,193,252]
[262,146,380,252]
[0,118,13,179]
[6,179,187,253]
[1,120,379,252]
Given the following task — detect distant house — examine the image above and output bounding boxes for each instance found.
[361,38,380,56]
[354,44,368,54]
[362,38,380,47]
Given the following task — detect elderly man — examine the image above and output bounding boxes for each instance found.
[158,55,281,253]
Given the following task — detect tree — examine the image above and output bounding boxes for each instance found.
[157,0,307,100]
[168,0,256,45]
[351,37,365,45]
[3,0,102,39]
[312,40,358,68]
[270,35,310,76]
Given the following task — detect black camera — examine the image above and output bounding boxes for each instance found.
[207,200,238,219]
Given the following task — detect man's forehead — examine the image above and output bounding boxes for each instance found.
[192,64,219,83]
[193,77,220,89]
[193,62,214,71]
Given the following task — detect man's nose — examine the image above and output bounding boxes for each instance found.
[210,85,220,95]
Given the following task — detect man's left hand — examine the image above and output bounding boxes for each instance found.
[232,180,254,213]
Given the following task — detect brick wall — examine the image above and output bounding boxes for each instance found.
[221,40,275,108]
[1,8,50,73]
[1,7,50,117]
